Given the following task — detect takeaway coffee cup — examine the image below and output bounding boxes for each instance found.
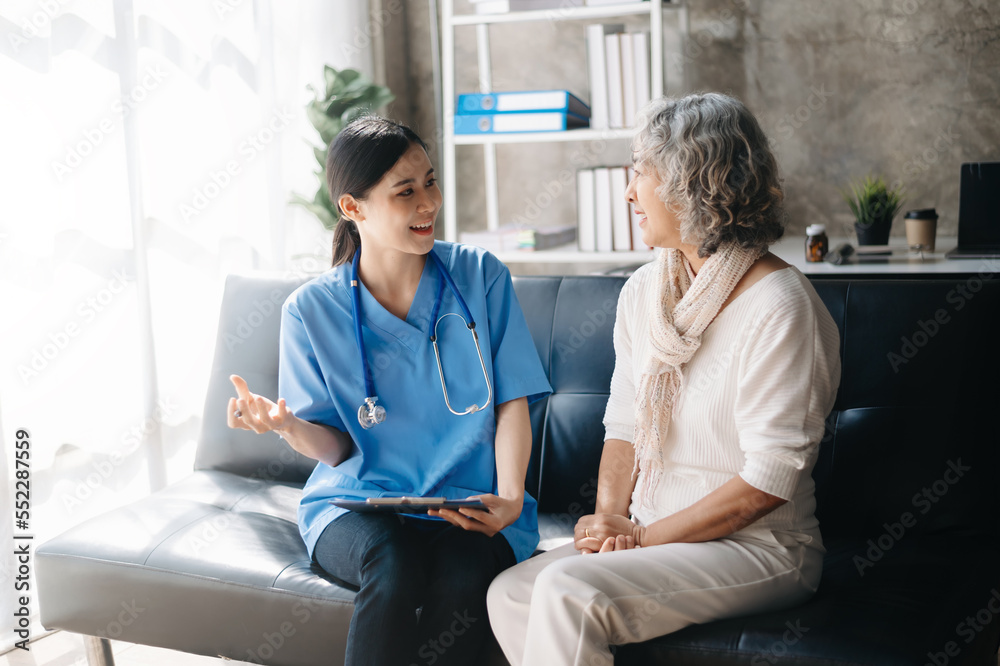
[904,209,938,252]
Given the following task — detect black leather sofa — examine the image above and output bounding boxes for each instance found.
[38,269,1000,665]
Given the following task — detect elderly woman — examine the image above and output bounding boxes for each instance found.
[487,93,842,665]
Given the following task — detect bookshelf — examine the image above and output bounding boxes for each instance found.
[440,0,688,264]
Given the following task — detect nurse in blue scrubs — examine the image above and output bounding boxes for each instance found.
[227,116,551,666]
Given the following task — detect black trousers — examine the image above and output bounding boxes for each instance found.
[313,511,516,666]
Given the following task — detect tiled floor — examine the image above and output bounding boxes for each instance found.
[0,631,241,666]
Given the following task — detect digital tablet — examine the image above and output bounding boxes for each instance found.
[329,497,487,514]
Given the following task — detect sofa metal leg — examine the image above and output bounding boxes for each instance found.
[83,635,116,666]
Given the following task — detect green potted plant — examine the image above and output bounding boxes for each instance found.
[291,66,395,229]
[842,175,905,246]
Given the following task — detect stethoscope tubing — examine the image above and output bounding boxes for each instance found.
[351,248,378,401]
[351,246,492,426]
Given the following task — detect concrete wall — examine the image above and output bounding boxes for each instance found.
[379,0,1000,272]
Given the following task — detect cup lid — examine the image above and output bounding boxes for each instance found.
[904,208,938,219]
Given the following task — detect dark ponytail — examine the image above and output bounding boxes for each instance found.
[331,217,362,267]
[327,115,428,266]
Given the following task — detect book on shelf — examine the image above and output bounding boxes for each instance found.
[627,166,645,250]
[632,31,651,112]
[594,167,614,252]
[610,167,632,251]
[577,165,649,253]
[585,23,623,130]
[620,33,637,125]
[454,111,589,134]
[577,169,596,251]
[471,0,584,14]
[586,25,652,130]
[459,224,577,252]
[604,33,625,129]
[457,90,590,117]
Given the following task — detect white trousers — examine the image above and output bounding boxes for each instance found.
[487,537,823,666]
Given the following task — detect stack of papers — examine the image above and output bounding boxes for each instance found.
[460,227,522,253]
[460,225,578,253]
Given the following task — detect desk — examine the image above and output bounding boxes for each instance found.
[770,236,1000,277]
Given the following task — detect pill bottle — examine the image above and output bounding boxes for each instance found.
[805,224,828,263]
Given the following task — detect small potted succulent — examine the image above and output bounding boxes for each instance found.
[291,66,395,229]
[842,175,905,246]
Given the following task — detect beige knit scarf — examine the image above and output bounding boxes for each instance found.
[632,242,764,509]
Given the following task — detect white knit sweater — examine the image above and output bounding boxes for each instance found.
[603,263,842,550]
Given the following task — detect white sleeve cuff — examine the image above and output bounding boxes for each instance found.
[603,422,634,443]
[739,451,806,501]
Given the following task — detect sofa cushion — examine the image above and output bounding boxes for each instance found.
[807,279,1000,542]
[37,470,356,664]
[515,276,626,518]
[614,534,1000,666]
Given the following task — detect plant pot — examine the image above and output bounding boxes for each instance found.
[855,217,892,246]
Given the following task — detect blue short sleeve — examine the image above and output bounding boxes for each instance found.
[278,301,346,431]
[483,256,552,406]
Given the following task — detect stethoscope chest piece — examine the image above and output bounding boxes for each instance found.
[358,396,386,429]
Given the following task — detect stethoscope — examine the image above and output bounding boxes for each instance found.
[351,247,493,429]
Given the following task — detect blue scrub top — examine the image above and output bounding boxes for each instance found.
[279,241,552,563]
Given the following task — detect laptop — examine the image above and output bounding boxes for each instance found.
[945,162,1000,258]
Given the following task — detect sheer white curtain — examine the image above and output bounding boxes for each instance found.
[0,0,375,650]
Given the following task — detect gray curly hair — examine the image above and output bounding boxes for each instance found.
[632,93,785,257]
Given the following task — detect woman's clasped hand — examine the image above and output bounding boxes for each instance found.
[574,513,644,553]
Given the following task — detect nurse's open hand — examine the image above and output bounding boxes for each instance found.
[428,494,522,537]
[228,374,293,435]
